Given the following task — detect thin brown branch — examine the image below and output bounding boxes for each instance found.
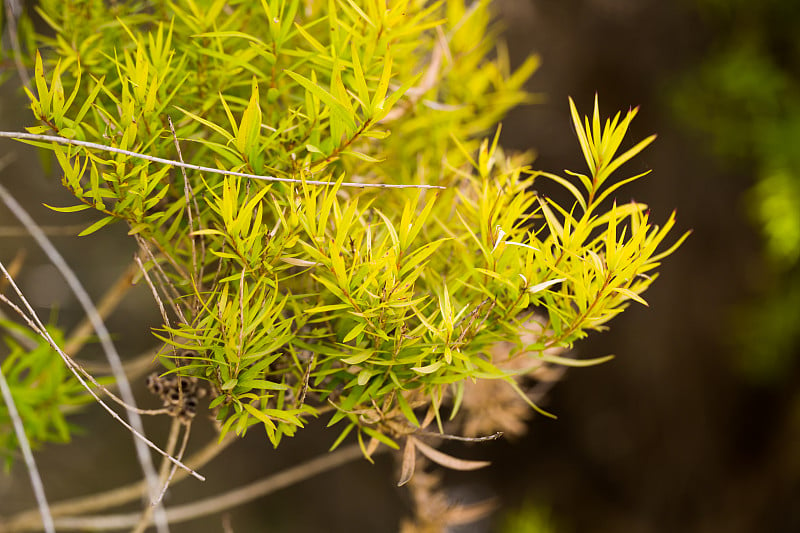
[4,443,380,531]
[0,261,205,484]
[134,236,188,324]
[167,116,200,288]
[132,418,183,533]
[134,254,173,332]
[63,261,140,355]
[1,433,237,532]
[3,0,31,89]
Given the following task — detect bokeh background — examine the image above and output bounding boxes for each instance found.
[2,0,800,532]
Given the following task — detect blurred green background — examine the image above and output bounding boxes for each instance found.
[2,0,800,531]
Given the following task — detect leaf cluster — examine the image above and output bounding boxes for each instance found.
[7,0,686,454]
[0,322,98,470]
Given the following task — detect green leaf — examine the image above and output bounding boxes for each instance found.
[33,51,51,114]
[285,70,356,133]
[243,402,277,431]
[236,77,262,154]
[412,361,443,374]
[304,303,351,314]
[396,392,420,427]
[569,96,595,175]
[329,422,356,451]
[537,171,587,212]
[361,426,399,450]
[221,378,239,391]
[611,287,648,306]
[371,48,393,112]
[527,278,564,295]
[343,321,367,343]
[78,216,116,236]
[43,203,92,213]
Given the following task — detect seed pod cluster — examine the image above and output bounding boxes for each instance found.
[146,371,207,423]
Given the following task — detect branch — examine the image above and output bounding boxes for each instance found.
[4,443,380,531]
[0,262,205,482]
[0,183,171,532]
[63,261,139,355]
[2,0,31,89]
[2,434,237,532]
[0,131,445,190]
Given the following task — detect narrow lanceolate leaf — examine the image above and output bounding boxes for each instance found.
[599,134,657,183]
[538,171,587,212]
[538,197,564,241]
[78,215,116,236]
[412,361,443,374]
[396,392,420,428]
[411,437,491,471]
[540,353,616,367]
[397,436,417,486]
[43,203,92,213]
[528,278,565,295]
[569,96,595,175]
[350,41,371,111]
[243,402,277,432]
[285,70,356,132]
[362,426,399,450]
[33,51,51,113]
[612,287,649,306]
[371,48,393,112]
[342,321,367,343]
[236,77,262,154]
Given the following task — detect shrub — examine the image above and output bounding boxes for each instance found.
[0,0,685,529]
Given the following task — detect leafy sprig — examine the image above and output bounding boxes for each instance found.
[1,0,686,460]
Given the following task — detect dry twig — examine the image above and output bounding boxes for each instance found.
[0,131,445,189]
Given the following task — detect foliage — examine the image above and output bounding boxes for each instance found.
[0,322,96,470]
[2,0,684,464]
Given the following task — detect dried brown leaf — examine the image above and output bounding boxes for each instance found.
[412,438,491,471]
[397,437,417,487]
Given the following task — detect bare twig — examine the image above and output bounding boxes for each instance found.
[134,235,188,325]
[132,418,182,533]
[63,261,139,355]
[134,254,172,332]
[416,430,503,442]
[0,131,445,189]
[19,443,379,531]
[2,0,31,89]
[2,433,238,532]
[153,421,192,505]
[0,252,37,350]
[0,183,172,532]
[167,116,200,287]
[0,262,205,482]
[0,365,55,533]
